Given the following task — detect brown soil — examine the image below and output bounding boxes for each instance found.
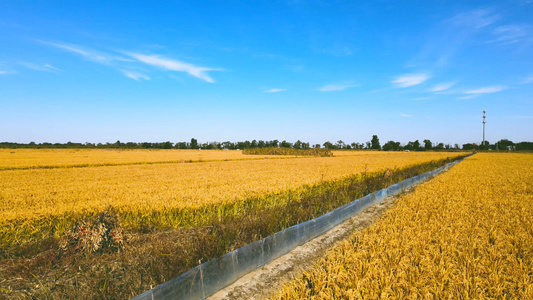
[208,190,406,300]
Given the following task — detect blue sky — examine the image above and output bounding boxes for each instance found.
[1,1,532,146]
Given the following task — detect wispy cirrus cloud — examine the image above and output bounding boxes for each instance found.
[0,63,15,74]
[429,82,455,92]
[127,53,220,83]
[450,8,500,29]
[122,70,150,81]
[490,24,532,45]
[43,64,59,71]
[392,73,430,88]
[457,95,479,100]
[400,113,413,117]
[264,88,286,93]
[40,41,116,64]
[457,85,506,99]
[408,8,501,71]
[412,97,432,101]
[520,76,533,84]
[39,40,221,83]
[464,85,507,94]
[20,62,60,72]
[318,83,358,92]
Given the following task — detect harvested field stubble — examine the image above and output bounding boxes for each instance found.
[273,153,533,299]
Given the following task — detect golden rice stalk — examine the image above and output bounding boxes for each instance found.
[274,153,533,299]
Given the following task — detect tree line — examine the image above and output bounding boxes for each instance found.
[1,136,532,151]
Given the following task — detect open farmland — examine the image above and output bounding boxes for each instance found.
[0,149,468,298]
[0,148,282,170]
[1,150,464,247]
[273,153,533,299]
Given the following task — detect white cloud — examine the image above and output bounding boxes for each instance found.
[128,53,220,83]
[122,71,150,81]
[457,95,479,100]
[43,64,59,71]
[39,40,220,83]
[0,64,16,75]
[400,114,413,117]
[20,62,60,72]
[264,88,286,93]
[464,85,507,94]
[392,73,430,88]
[450,8,500,29]
[429,82,455,92]
[318,83,358,92]
[412,97,432,101]
[286,64,305,73]
[491,25,531,44]
[521,76,533,84]
[42,41,112,63]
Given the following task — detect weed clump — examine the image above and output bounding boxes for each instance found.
[59,210,124,254]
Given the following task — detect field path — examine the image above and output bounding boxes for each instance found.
[208,189,402,300]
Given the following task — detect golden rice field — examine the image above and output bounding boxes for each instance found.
[0,149,468,252]
[0,148,277,170]
[274,152,533,299]
[1,150,463,224]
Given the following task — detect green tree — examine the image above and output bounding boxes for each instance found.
[413,140,421,151]
[383,141,400,151]
[371,135,381,150]
[323,141,334,149]
[190,138,198,149]
[462,143,478,150]
[495,139,514,150]
[423,139,432,151]
[280,140,292,148]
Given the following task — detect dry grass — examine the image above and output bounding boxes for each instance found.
[273,153,533,299]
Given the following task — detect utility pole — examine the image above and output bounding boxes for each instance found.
[482,110,486,149]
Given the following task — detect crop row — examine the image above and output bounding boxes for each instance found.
[0,151,465,251]
[274,153,533,299]
[1,153,467,298]
[0,148,282,170]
